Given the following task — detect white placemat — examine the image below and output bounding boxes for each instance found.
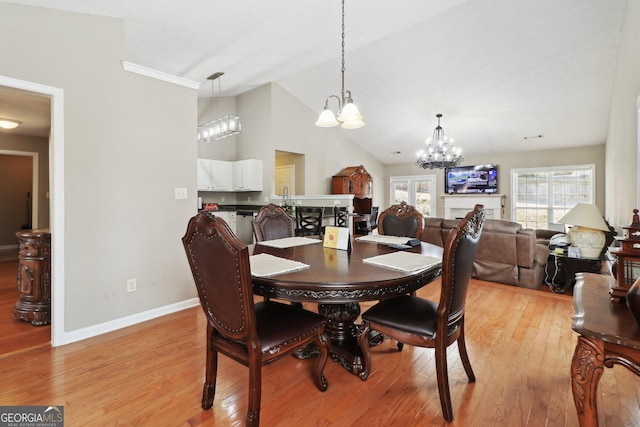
[250,253,310,277]
[363,252,441,272]
[356,234,413,246]
[257,236,322,249]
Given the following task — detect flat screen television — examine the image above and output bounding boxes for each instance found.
[445,164,498,194]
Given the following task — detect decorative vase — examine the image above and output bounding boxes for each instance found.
[626,277,640,325]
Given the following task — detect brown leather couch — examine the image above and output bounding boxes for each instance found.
[421,217,548,289]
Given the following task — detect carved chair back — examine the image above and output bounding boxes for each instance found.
[377,201,424,238]
[252,203,296,242]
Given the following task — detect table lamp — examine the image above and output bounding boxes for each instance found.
[558,203,609,258]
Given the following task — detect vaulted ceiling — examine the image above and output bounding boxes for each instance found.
[0,0,627,164]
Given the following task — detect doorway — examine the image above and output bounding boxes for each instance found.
[0,75,64,347]
[275,150,305,195]
[0,152,39,244]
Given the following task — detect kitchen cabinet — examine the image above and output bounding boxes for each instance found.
[197,159,231,191]
[232,159,263,191]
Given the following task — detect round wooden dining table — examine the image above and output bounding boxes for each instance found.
[249,239,443,376]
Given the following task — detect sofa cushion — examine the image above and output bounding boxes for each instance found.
[473,261,519,286]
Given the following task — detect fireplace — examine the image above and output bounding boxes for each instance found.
[442,194,505,219]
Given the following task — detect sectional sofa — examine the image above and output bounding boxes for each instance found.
[421,217,548,289]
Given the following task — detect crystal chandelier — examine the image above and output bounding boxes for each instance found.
[315,0,364,129]
[416,114,463,169]
[198,72,241,142]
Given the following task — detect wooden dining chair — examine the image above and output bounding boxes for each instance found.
[182,212,329,427]
[358,204,486,422]
[377,201,424,238]
[295,206,324,237]
[252,203,295,242]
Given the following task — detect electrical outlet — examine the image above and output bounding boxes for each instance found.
[263,196,269,203]
[126,278,137,293]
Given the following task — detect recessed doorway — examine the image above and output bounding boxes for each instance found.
[275,150,305,196]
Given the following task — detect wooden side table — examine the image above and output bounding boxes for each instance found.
[571,273,640,426]
[13,228,51,326]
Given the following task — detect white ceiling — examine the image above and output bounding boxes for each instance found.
[0,0,627,164]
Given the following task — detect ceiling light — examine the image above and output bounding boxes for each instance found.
[197,72,241,142]
[0,118,21,129]
[315,0,364,129]
[416,114,463,169]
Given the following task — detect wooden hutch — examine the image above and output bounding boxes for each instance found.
[610,209,640,300]
[331,165,373,214]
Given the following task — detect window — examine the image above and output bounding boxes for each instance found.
[390,175,437,217]
[511,165,595,229]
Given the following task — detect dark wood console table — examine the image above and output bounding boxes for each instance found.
[545,252,603,293]
[571,272,640,426]
[13,228,51,326]
[250,240,443,376]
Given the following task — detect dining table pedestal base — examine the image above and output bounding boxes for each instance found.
[293,302,384,377]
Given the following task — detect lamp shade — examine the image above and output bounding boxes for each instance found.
[558,203,609,231]
[559,203,609,258]
[315,108,339,127]
[337,101,363,122]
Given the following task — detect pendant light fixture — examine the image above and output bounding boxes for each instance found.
[197,72,241,142]
[0,118,21,129]
[416,114,463,169]
[315,0,364,129]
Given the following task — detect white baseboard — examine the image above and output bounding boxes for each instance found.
[56,297,200,347]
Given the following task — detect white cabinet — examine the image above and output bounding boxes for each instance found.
[232,159,263,191]
[197,159,231,191]
[197,158,262,192]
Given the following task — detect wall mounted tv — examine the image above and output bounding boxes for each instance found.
[445,164,498,194]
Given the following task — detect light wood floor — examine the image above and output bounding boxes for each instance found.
[1,261,639,426]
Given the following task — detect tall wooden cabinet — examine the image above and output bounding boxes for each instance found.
[13,229,51,326]
[331,165,373,214]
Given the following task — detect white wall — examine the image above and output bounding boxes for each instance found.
[385,144,606,220]
[206,82,386,207]
[0,3,198,339]
[605,0,640,228]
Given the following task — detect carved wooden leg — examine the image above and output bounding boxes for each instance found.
[314,331,330,391]
[435,336,453,422]
[571,335,604,427]
[246,362,261,427]
[202,325,217,410]
[357,322,372,381]
[457,321,476,382]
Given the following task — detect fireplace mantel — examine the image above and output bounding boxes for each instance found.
[442,194,505,219]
